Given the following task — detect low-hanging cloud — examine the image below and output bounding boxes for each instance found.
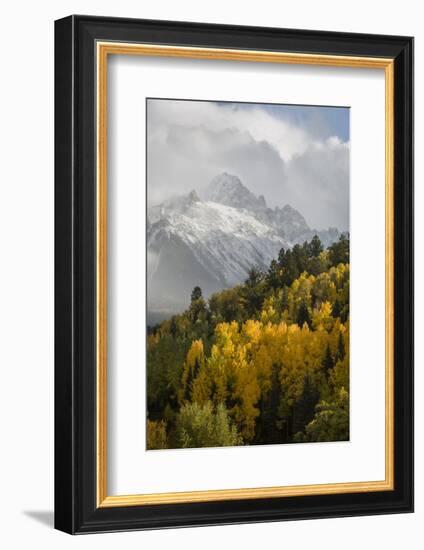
[147,99,349,231]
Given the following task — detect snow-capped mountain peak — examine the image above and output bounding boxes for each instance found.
[203,172,266,212]
[273,204,310,240]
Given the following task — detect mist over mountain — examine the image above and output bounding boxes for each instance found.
[147,173,340,325]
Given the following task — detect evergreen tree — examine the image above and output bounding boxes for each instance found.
[292,375,319,435]
[191,286,202,302]
[292,244,308,273]
[277,247,286,267]
[241,267,265,316]
[308,254,328,276]
[328,233,349,266]
[189,286,206,322]
[245,267,263,287]
[267,259,281,290]
[255,363,282,444]
[280,286,289,312]
[281,250,299,286]
[332,299,342,319]
[310,235,324,257]
[184,357,200,401]
[209,287,244,324]
[337,332,345,361]
[297,301,312,328]
[170,316,177,338]
[322,343,334,377]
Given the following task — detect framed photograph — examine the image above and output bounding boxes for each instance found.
[54,15,414,534]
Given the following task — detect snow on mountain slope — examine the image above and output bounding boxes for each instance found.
[147,173,341,323]
[202,172,339,246]
[149,195,288,286]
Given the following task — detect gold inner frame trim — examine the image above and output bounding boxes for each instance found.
[96,41,395,508]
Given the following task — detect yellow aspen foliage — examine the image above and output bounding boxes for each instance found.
[186,339,205,368]
[330,356,349,392]
[260,302,279,324]
[146,419,168,450]
[180,339,205,404]
[191,365,212,406]
[287,273,315,320]
[313,272,337,305]
[312,301,334,331]
[147,332,160,348]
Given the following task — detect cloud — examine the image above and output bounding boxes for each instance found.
[285,138,349,230]
[147,99,349,230]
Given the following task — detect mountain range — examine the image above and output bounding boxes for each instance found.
[147,173,340,325]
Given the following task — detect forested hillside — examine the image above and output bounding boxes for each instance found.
[147,234,350,450]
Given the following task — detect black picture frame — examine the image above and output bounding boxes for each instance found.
[55,14,414,534]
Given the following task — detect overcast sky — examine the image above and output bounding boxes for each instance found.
[147,99,349,231]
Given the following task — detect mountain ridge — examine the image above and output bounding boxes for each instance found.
[147,173,340,323]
